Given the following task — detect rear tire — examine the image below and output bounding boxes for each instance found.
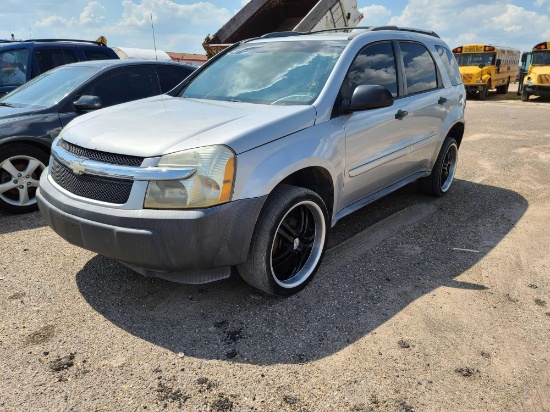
[237,184,328,296]
[0,144,49,214]
[419,137,458,197]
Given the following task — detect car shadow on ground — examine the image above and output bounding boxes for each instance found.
[76,179,527,365]
[0,210,45,235]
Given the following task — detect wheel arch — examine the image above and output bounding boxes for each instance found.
[0,136,52,155]
[446,122,465,148]
[277,166,335,217]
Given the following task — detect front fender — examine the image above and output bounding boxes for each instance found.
[232,118,346,219]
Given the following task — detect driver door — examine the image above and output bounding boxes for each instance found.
[341,41,411,208]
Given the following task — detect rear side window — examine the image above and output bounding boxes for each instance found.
[0,48,29,86]
[83,49,114,61]
[399,42,438,94]
[80,66,158,108]
[156,65,194,93]
[34,49,77,73]
[344,42,398,97]
[435,45,462,86]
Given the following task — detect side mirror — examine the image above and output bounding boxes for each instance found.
[341,85,394,114]
[496,58,501,67]
[521,52,527,64]
[73,95,102,111]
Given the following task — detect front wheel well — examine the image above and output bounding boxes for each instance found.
[0,139,51,155]
[447,122,465,148]
[278,167,334,216]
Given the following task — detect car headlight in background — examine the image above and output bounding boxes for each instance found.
[144,145,235,209]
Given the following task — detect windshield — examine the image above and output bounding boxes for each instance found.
[531,51,550,65]
[454,53,495,67]
[182,40,346,105]
[0,65,100,109]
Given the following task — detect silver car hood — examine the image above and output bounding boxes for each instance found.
[61,95,317,157]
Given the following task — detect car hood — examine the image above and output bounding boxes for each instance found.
[528,66,550,84]
[459,66,484,79]
[61,95,317,157]
[0,105,36,119]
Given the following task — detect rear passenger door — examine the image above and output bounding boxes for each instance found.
[155,65,195,93]
[397,42,447,174]
[32,47,77,75]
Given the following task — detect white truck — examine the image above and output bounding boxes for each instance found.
[203,0,363,57]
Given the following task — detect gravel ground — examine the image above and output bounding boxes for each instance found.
[1,95,549,411]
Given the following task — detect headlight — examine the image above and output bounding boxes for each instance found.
[475,79,483,83]
[525,77,534,86]
[144,145,235,209]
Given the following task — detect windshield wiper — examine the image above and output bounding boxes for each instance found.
[0,102,16,107]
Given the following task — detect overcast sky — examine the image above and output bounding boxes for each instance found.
[1,1,549,54]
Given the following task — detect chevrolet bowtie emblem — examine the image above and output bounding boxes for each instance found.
[69,160,86,175]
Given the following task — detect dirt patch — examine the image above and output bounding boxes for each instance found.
[455,367,478,377]
[283,394,299,405]
[155,381,189,406]
[210,393,233,412]
[534,299,547,307]
[8,292,26,300]
[397,339,411,349]
[49,353,75,372]
[224,328,244,344]
[25,325,55,345]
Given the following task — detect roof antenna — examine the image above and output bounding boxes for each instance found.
[150,13,158,61]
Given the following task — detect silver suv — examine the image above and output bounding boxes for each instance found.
[37,27,466,296]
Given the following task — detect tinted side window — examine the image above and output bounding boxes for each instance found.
[80,66,158,108]
[34,49,77,73]
[0,48,29,86]
[435,45,462,86]
[344,42,398,97]
[156,65,194,93]
[399,42,438,94]
[84,49,114,61]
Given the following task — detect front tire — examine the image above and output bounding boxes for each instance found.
[479,82,490,100]
[238,184,328,296]
[419,137,458,197]
[521,91,530,102]
[0,144,49,214]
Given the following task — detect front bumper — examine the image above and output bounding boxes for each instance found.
[464,84,487,93]
[37,176,266,284]
[523,85,550,95]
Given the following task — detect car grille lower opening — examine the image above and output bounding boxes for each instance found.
[51,160,133,204]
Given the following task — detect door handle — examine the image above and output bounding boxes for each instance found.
[438,97,448,105]
[395,110,408,120]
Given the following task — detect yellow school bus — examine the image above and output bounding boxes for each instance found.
[452,44,520,100]
[521,40,550,101]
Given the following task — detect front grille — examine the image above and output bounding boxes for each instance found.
[51,160,133,204]
[537,74,550,85]
[60,140,144,167]
[462,74,473,83]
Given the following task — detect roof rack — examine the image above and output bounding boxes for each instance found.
[307,25,440,39]
[23,39,107,46]
[370,26,440,38]
[261,31,303,39]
